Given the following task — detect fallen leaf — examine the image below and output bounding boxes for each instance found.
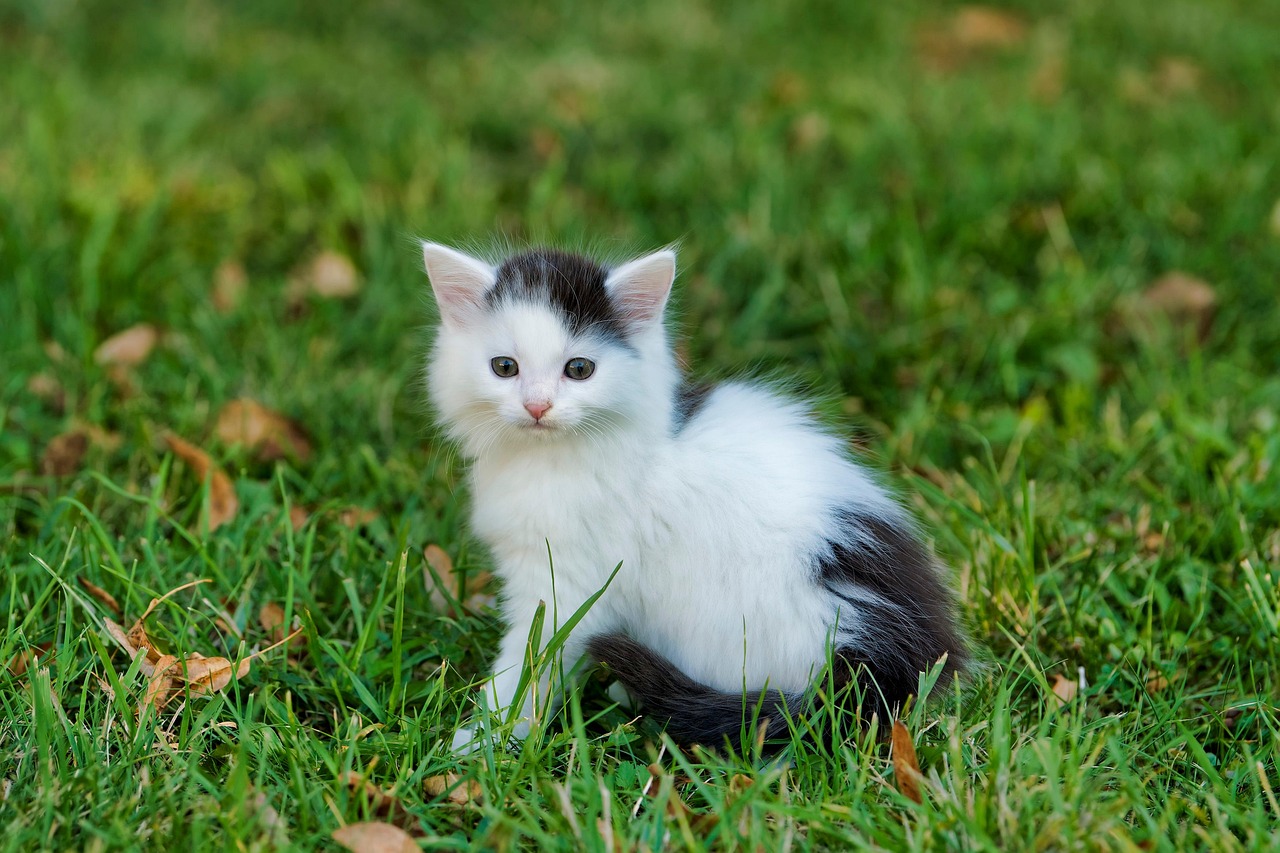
[1138,272,1217,342]
[165,434,239,531]
[246,789,286,840]
[214,398,312,462]
[141,654,180,712]
[26,372,65,410]
[1145,671,1170,692]
[1050,673,1078,705]
[339,507,379,528]
[94,323,158,368]
[43,340,68,363]
[423,774,482,809]
[423,546,494,612]
[915,6,1027,71]
[789,112,829,152]
[81,424,123,453]
[424,545,457,611]
[288,505,311,529]
[78,577,122,615]
[1155,57,1201,95]
[102,618,141,657]
[6,643,52,677]
[212,260,248,313]
[259,603,286,637]
[1030,51,1065,103]
[181,654,251,696]
[891,720,924,804]
[288,250,360,302]
[40,431,89,477]
[341,772,417,829]
[332,822,418,853]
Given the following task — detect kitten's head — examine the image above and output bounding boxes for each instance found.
[423,243,677,454]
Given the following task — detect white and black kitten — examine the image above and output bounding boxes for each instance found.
[423,243,968,750]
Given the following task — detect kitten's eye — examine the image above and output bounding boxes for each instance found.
[564,357,595,380]
[490,356,519,378]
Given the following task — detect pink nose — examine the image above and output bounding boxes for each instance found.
[525,401,551,420]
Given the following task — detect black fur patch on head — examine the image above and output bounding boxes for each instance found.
[819,511,969,722]
[488,249,629,342]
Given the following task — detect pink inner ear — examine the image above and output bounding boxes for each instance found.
[422,242,495,324]
[606,250,676,325]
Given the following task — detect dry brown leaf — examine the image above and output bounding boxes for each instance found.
[915,6,1027,72]
[181,655,251,696]
[891,720,924,804]
[40,431,89,477]
[94,323,158,368]
[78,577,122,615]
[259,602,286,637]
[1145,670,1170,693]
[26,372,65,410]
[1050,673,1078,705]
[1155,57,1202,95]
[789,112,829,152]
[952,6,1027,49]
[141,654,180,712]
[6,643,52,677]
[332,822,418,853]
[338,507,379,528]
[289,250,360,302]
[1030,52,1065,103]
[258,603,307,655]
[212,260,248,313]
[165,434,239,531]
[288,505,311,529]
[214,399,312,462]
[102,618,140,657]
[423,546,494,612]
[423,774,482,809]
[424,545,457,611]
[1138,272,1217,342]
[341,772,417,829]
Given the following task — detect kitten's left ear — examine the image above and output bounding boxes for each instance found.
[422,242,495,327]
[605,249,676,326]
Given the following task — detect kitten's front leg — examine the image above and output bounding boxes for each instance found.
[451,614,588,754]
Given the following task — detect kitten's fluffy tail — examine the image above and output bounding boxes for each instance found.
[587,633,804,746]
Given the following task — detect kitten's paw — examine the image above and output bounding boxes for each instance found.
[449,721,530,755]
[450,726,484,755]
[607,680,636,710]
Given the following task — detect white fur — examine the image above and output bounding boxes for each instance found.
[426,246,904,751]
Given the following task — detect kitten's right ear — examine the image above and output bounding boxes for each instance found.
[605,249,676,327]
[422,242,495,326]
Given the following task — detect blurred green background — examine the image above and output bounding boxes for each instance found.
[2,0,1279,848]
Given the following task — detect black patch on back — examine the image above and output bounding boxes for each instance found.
[487,249,628,342]
[818,511,969,722]
[673,380,715,431]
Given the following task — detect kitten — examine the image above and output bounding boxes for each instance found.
[423,242,969,751]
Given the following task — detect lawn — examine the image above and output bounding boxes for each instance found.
[2,0,1279,849]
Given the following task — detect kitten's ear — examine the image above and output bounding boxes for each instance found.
[422,242,495,326]
[605,249,676,326]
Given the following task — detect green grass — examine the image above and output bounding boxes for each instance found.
[3,0,1279,849]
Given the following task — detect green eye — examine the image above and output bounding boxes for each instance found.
[564,357,595,380]
[491,356,518,378]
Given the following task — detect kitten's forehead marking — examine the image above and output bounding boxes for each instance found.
[487,249,629,343]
